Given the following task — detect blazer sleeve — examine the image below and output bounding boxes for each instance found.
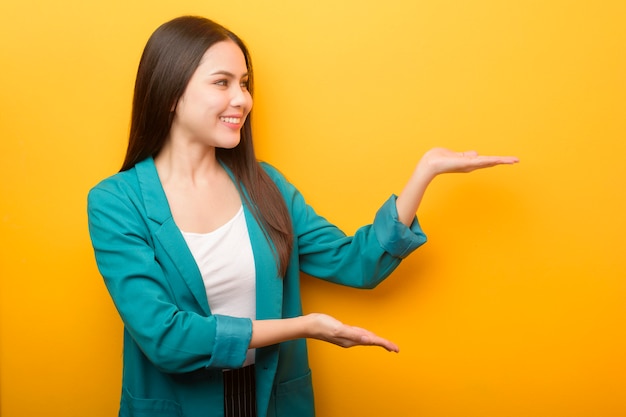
[263,164,427,288]
[87,183,252,373]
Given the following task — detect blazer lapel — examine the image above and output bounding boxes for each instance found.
[135,158,211,316]
[221,164,284,321]
[241,205,283,321]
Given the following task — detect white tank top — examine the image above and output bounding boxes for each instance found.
[181,206,257,365]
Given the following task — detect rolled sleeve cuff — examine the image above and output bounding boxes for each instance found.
[373,195,427,258]
[208,315,252,369]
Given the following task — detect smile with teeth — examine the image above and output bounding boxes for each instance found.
[220,116,241,124]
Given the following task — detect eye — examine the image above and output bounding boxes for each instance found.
[214,79,228,87]
[240,79,250,90]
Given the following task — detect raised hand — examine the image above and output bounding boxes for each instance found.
[418,147,519,177]
[395,147,519,225]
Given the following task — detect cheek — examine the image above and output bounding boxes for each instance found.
[245,95,254,114]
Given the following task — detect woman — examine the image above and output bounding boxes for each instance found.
[87,15,518,417]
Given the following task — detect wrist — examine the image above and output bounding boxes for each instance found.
[414,159,438,184]
[300,313,319,339]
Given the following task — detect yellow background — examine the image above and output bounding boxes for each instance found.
[1,1,625,416]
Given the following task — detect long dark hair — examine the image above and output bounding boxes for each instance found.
[121,16,293,276]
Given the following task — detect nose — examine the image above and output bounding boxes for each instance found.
[230,85,251,109]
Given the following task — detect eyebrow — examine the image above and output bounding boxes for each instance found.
[209,70,249,78]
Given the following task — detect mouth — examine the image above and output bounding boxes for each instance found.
[220,116,242,124]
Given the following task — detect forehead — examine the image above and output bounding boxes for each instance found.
[197,40,248,74]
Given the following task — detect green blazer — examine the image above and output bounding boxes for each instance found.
[87,157,426,417]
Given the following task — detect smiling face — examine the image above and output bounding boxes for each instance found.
[169,40,253,150]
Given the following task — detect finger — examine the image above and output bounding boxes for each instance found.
[353,327,399,352]
[501,156,520,164]
[363,335,399,352]
[460,156,518,170]
[476,155,520,165]
[372,337,400,352]
[459,150,479,158]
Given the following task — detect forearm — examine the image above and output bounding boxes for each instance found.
[395,163,435,226]
[249,316,310,349]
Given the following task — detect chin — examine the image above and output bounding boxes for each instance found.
[219,139,242,150]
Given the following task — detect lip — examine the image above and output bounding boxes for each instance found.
[219,115,244,129]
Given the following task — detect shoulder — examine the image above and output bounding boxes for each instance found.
[88,166,140,203]
[87,158,161,214]
[257,162,313,219]
[89,157,158,198]
[259,161,296,196]
[259,161,285,181]
[260,161,290,187]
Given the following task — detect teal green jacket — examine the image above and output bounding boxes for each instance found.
[87,157,427,417]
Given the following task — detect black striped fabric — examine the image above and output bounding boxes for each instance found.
[223,364,257,417]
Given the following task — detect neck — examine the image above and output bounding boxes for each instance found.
[154,140,222,186]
